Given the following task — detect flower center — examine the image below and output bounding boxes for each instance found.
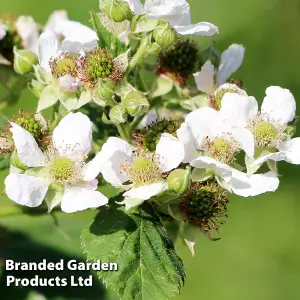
[80,47,114,86]
[15,113,41,140]
[180,183,228,233]
[50,54,78,78]
[50,157,74,181]
[121,152,161,187]
[255,122,277,147]
[206,136,239,163]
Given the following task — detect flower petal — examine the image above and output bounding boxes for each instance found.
[16,16,39,53]
[231,127,255,158]
[38,31,59,72]
[217,44,245,86]
[84,137,132,186]
[190,156,232,182]
[220,93,258,127]
[5,174,49,207]
[139,108,157,128]
[261,86,296,125]
[231,170,279,197]
[174,22,218,36]
[125,0,145,14]
[185,107,219,149]
[44,10,68,33]
[145,0,191,26]
[52,112,92,157]
[118,197,144,211]
[193,61,214,94]
[61,183,108,213]
[177,123,198,163]
[57,20,98,53]
[278,138,300,164]
[123,182,168,200]
[251,152,288,168]
[156,133,185,173]
[10,123,45,167]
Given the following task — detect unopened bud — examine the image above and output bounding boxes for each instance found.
[153,23,177,48]
[13,46,37,74]
[109,104,127,124]
[104,0,132,22]
[122,91,149,116]
[93,78,115,106]
[167,168,190,194]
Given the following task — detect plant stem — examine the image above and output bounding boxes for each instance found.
[116,124,130,141]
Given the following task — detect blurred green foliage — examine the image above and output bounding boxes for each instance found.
[1,0,300,299]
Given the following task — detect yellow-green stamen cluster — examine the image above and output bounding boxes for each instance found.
[15,113,41,140]
[143,119,180,152]
[180,182,228,233]
[80,47,114,86]
[248,115,286,149]
[49,53,78,79]
[206,136,239,163]
[121,151,161,187]
[157,39,198,82]
[50,157,74,181]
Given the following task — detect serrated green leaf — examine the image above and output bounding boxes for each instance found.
[81,202,185,300]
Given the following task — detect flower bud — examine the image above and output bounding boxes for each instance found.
[10,150,28,170]
[93,78,115,106]
[153,23,177,48]
[167,168,190,195]
[122,91,149,116]
[13,46,37,74]
[104,0,133,22]
[109,104,127,124]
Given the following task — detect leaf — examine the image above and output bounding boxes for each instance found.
[81,202,185,300]
[90,11,126,56]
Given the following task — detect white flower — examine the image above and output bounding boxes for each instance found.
[219,86,299,168]
[4,112,108,213]
[194,44,245,93]
[83,134,185,210]
[0,23,7,40]
[125,0,218,36]
[44,10,69,33]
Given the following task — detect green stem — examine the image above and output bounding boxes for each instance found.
[126,35,150,76]
[116,124,130,141]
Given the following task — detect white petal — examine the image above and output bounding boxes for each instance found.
[16,16,39,53]
[52,112,92,157]
[125,0,145,14]
[10,123,45,167]
[145,0,191,26]
[44,10,68,33]
[118,197,144,211]
[5,174,49,207]
[217,44,245,86]
[185,107,219,149]
[61,184,108,213]
[220,93,258,127]
[261,86,296,125]
[193,61,214,94]
[0,24,6,40]
[57,20,98,53]
[174,22,218,36]
[84,137,132,186]
[139,108,157,128]
[123,182,168,200]
[177,123,198,163]
[251,152,287,168]
[231,127,255,158]
[156,133,185,173]
[231,170,279,197]
[278,138,300,164]
[38,32,59,72]
[59,75,78,91]
[190,156,232,182]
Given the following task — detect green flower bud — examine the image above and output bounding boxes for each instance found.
[10,150,29,170]
[122,91,149,116]
[104,0,133,22]
[153,24,177,48]
[93,78,115,105]
[109,104,127,124]
[13,46,37,74]
[167,168,190,194]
